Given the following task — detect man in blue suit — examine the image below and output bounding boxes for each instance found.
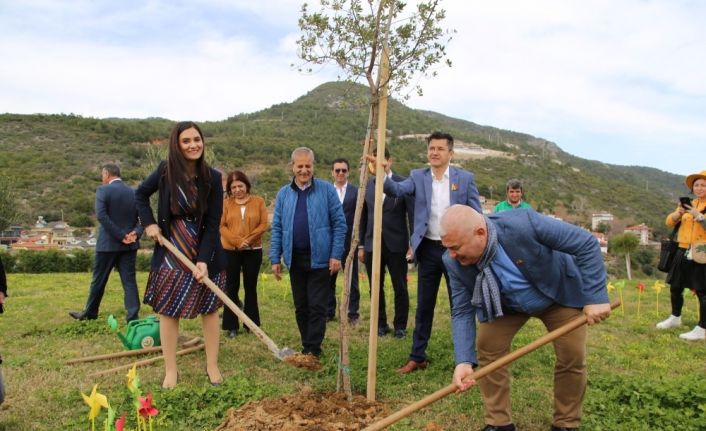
[327,158,360,324]
[359,148,414,338]
[442,205,611,431]
[69,164,142,322]
[378,131,482,373]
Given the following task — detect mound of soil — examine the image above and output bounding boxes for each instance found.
[283,353,323,370]
[214,386,389,431]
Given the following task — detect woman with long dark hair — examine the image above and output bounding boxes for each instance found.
[220,170,268,337]
[136,121,226,388]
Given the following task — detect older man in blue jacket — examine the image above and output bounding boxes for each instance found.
[441,205,611,431]
[270,147,347,359]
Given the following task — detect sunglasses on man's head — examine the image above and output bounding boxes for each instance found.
[334,168,348,173]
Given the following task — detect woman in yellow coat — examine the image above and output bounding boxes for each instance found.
[657,170,706,341]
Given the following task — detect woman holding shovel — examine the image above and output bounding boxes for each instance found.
[136,121,227,389]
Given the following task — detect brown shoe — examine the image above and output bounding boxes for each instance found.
[396,360,428,374]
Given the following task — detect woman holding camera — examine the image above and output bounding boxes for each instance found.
[656,170,706,341]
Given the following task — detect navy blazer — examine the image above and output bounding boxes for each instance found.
[359,174,414,254]
[384,166,481,255]
[444,209,609,365]
[135,161,226,272]
[95,179,142,252]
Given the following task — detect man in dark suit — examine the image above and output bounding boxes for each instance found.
[375,131,482,373]
[443,205,611,431]
[327,158,360,324]
[358,149,413,338]
[69,163,142,322]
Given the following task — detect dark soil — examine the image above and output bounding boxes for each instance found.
[282,352,323,370]
[214,386,389,431]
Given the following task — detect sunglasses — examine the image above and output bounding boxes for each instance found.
[334,168,348,173]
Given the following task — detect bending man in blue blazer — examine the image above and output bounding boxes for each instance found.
[375,131,482,373]
[442,205,611,431]
[69,163,142,322]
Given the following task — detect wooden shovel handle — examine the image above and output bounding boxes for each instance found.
[363,300,621,431]
[156,233,286,359]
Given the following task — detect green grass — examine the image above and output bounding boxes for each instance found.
[0,273,705,430]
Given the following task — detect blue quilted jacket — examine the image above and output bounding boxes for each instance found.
[269,178,347,269]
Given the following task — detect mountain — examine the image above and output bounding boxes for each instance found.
[0,81,684,236]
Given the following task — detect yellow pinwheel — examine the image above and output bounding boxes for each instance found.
[81,384,109,431]
[653,280,665,315]
[653,280,664,294]
[607,282,615,293]
[126,363,140,394]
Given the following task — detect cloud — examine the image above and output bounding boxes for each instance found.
[1,0,704,175]
[404,0,706,175]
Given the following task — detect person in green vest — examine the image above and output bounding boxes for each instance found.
[494,179,532,213]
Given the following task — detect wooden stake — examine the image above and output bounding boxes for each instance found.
[363,301,621,430]
[90,344,205,378]
[366,43,391,402]
[66,336,201,365]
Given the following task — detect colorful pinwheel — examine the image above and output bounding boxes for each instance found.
[653,281,665,315]
[636,282,645,318]
[138,393,159,431]
[614,280,626,315]
[81,384,110,431]
[115,413,127,431]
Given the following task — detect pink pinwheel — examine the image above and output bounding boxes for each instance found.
[115,413,126,431]
[138,393,158,418]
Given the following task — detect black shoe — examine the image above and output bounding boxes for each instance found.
[481,425,516,431]
[393,329,406,339]
[68,311,97,321]
[227,329,238,338]
[551,427,577,431]
[378,326,390,337]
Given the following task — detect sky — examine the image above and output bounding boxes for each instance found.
[1,0,705,177]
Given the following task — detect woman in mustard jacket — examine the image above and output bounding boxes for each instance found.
[656,170,706,341]
[220,170,269,338]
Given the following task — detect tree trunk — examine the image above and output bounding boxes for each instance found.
[625,253,632,280]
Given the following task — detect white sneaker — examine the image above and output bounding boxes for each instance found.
[679,326,706,341]
[656,315,682,329]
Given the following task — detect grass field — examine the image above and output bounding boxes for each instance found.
[0,272,705,430]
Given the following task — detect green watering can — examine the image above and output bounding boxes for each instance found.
[107,315,161,350]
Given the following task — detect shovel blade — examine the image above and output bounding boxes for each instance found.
[276,347,296,359]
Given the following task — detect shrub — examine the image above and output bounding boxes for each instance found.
[584,375,706,430]
[136,253,152,271]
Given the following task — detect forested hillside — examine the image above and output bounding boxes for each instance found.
[0,81,684,236]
